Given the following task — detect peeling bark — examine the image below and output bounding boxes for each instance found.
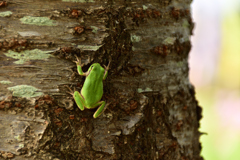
[0,0,202,159]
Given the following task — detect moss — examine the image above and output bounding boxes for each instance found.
[132,46,135,51]
[137,88,144,93]
[0,80,12,84]
[131,35,141,43]
[20,16,56,26]
[142,5,148,10]
[19,144,24,148]
[7,85,43,98]
[182,19,190,28]
[77,45,102,51]
[0,11,12,17]
[91,26,99,33]
[137,87,152,93]
[14,135,23,141]
[145,87,153,92]
[18,31,41,37]
[163,37,176,45]
[4,49,52,64]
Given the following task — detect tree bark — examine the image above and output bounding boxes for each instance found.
[0,0,202,159]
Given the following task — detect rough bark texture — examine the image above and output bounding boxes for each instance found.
[0,0,202,159]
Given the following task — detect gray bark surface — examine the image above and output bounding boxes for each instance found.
[0,0,202,159]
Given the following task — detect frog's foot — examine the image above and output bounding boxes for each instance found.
[74,55,83,66]
[103,59,111,71]
[65,85,74,96]
[93,101,107,118]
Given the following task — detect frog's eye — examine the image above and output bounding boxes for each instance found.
[90,65,95,71]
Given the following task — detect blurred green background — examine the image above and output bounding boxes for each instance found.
[190,0,240,160]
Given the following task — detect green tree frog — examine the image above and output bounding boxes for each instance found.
[68,56,110,118]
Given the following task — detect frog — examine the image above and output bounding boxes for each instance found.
[68,56,110,118]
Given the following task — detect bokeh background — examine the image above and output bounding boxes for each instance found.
[190,0,240,159]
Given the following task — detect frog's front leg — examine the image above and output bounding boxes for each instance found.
[91,101,106,118]
[74,55,88,76]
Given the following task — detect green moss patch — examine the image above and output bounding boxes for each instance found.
[0,11,12,17]
[0,80,12,84]
[4,49,52,64]
[8,85,43,98]
[77,45,102,51]
[20,16,56,26]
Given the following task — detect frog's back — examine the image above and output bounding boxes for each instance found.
[81,63,105,106]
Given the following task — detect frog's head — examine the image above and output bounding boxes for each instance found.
[88,63,101,72]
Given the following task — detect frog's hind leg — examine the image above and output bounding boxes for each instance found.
[93,101,106,118]
[73,91,85,111]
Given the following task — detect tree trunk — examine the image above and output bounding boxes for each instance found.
[0,0,202,159]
